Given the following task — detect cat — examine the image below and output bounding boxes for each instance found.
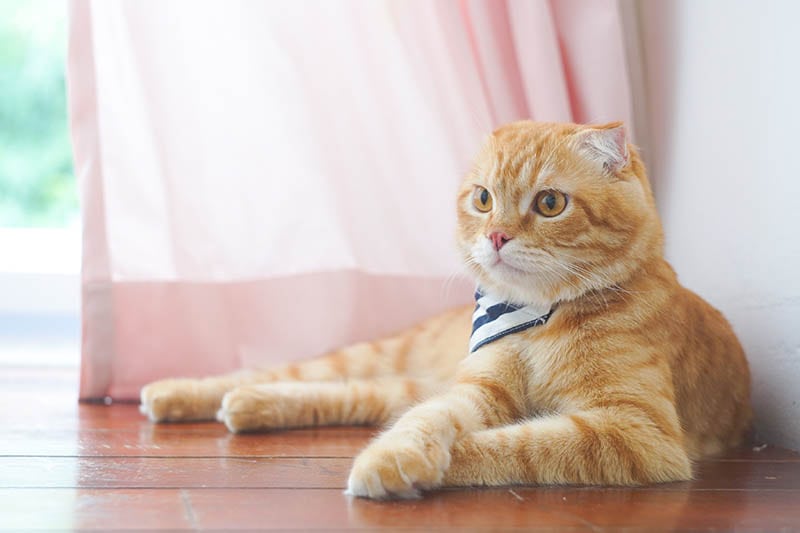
[140,121,752,500]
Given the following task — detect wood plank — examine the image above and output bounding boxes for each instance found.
[691,459,800,490]
[708,443,800,462]
[186,488,589,530]
[189,488,800,531]
[0,457,352,489]
[7,397,797,462]
[0,489,191,530]
[2,487,799,531]
[3,366,800,531]
[0,426,374,458]
[4,456,800,491]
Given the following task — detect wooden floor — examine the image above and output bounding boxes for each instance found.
[2,368,800,531]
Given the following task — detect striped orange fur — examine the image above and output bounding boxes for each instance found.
[140,121,751,500]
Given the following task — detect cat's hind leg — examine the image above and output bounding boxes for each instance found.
[140,372,253,423]
[218,377,437,433]
[140,332,421,423]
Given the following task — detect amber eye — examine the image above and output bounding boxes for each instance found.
[534,190,568,217]
[472,186,493,213]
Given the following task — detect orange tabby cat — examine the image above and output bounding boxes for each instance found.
[140,121,751,499]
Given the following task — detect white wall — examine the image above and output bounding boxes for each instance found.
[635,0,800,449]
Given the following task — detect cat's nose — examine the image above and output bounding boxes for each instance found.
[488,231,512,251]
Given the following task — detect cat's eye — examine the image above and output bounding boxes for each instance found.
[534,190,567,217]
[472,186,493,212]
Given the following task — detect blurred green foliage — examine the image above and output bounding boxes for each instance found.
[0,0,77,227]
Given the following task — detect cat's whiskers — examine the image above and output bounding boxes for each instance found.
[513,250,616,310]
[551,250,650,300]
[505,254,589,306]
[502,247,634,311]
[533,248,638,296]
[441,267,472,304]
[557,264,610,308]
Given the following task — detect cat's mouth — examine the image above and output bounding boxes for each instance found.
[490,256,528,277]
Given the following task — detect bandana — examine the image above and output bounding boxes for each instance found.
[469,289,554,353]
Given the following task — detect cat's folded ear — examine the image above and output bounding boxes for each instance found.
[573,122,629,174]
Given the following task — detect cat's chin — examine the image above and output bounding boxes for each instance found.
[477,272,557,309]
[490,261,529,277]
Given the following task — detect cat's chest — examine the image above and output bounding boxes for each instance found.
[509,331,583,413]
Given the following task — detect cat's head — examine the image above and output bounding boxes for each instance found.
[456,121,664,307]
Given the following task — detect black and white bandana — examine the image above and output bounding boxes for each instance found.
[469,289,554,353]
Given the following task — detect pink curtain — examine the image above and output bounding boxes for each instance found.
[69,0,633,400]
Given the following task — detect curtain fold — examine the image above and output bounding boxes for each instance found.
[69,0,634,400]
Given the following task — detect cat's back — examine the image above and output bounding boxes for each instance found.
[615,259,752,457]
[665,281,752,457]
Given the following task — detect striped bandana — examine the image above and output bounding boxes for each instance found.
[469,289,554,353]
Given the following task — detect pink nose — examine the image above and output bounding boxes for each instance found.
[489,231,512,251]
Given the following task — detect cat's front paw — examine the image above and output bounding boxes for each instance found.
[140,378,220,422]
[346,434,451,499]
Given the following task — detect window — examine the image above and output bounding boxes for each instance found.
[0,0,79,367]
